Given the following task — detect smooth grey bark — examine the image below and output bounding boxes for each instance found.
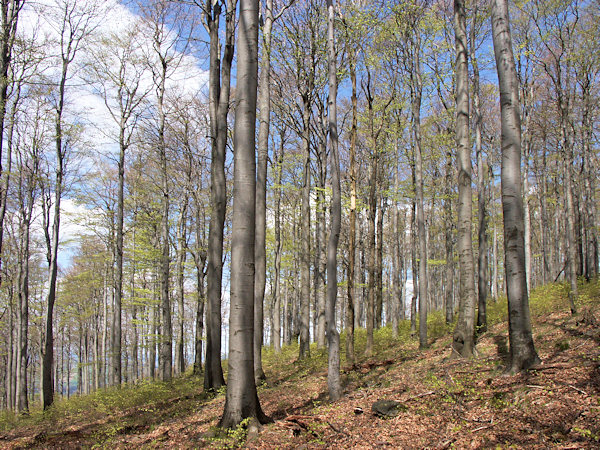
[375,196,385,329]
[452,0,477,359]
[491,0,540,372]
[325,0,341,402]
[220,0,268,427]
[253,0,275,384]
[204,0,235,391]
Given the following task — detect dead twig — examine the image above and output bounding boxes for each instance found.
[327,421,350,436]
[406,390,435,401]
[568,384,588,396]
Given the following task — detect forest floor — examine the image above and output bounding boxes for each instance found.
[1,280,600,449]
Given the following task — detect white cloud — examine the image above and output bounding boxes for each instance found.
[19,0,209,269]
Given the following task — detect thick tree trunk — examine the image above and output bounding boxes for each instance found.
[325,0,341,401]
[452,0,477,359]
[220,0,269,427]
[491,0,540,372]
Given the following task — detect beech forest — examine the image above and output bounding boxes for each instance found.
[0,0,599,445]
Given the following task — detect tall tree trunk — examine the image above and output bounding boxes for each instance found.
[412,42,428,350]
[471,16,488,334]
[272,132,284,353]
[444,145,455,324]
[491,0,540,372]
[193,206,206,375]
[345,42,357,365]
[220,0,268,426]
[375,196,385,329]
[315,138,327,348]
[253,0,274,383]
[42,51,70,410]
[204,0,235,391]
[325,0,341,401]
[452,0,477,359]
[157,58,172,382]
[175,199,188,376]
[17,215,31,413]
[112,132,125,387]
[299,98,311,359]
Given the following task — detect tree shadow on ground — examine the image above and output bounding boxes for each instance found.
[493,334,510,366]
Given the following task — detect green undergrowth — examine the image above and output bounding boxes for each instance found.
[0,373,206,433]
[2,278,598,438]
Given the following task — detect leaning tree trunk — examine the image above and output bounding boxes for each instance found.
[452,0,477,359]
[491,0,540,373]
[220,0,269,427]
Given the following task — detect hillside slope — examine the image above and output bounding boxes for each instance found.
[1,280,599,449]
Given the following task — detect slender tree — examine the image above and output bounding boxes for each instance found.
[452,0,477,359]
[202,0,236,391]
[42,0,101,409]
[491,0,540,372]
